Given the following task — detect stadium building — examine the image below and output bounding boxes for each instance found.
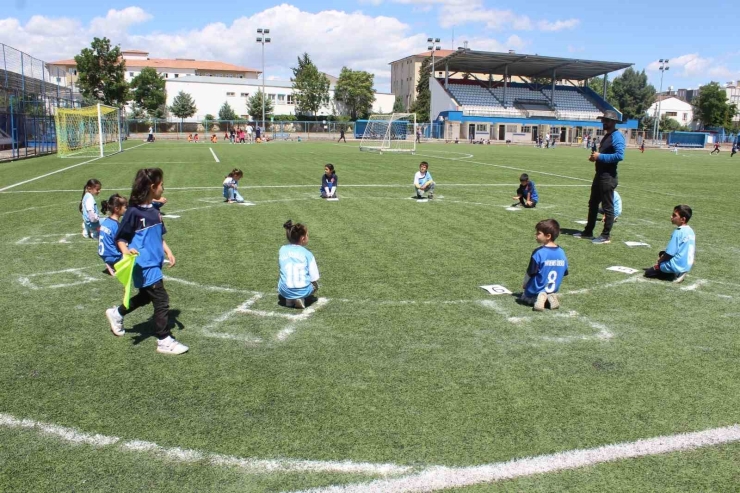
[427,49,638,143]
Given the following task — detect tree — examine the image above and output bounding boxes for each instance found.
[74,37,129,106]
[659,114,684,132]
[409,57,431,123]
[333,67,375,120]
[246,90,274,121]
[291,53,330,117]
[202,114,215,132]
[586,76,615,104]
[609,68,656,121]
[393,95,405,113]
[169,91,197,124]
[130,67,166,116]
[218,101,238,121]
[693,82,738,129]
[127,104,146,120]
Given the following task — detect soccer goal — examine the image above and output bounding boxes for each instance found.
[55,104,123,158]
[359,113,416,154]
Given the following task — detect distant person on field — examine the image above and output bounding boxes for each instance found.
[187,134,193,143]
[512,173,538,208]
[98,194,128,275]
[255,125,262,142]
[246,125,254,143]
[320,164,338,199]
[147,126,154,142]
[412,161,435,200]
[80,178,102,239]
[416,126,422,143]
[194,133,199,143]
[574,110,625,244]
[599,189,622,222]
[644,205,695,284]
[640,140,645,153]
[520,219,568,311]
[338,127,347,143]
[278,220,320,309]
[731,143,737,157]
[711,142,720,154]
[223,169,244,203]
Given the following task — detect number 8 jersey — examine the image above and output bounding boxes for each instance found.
[278,244,320,299]
[524,245,569,298]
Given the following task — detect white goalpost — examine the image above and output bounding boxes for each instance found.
[359,113,416,154]
[54,104,123,158]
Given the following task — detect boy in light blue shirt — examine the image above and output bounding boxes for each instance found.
[644,205,695,283]
[412,161,435,199]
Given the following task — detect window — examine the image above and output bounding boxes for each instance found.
[665,111,677,117]
[129,72,134,77]
[683,113,688,121]
[268,94,276,102]
[240,93,249,97]
[287,94,295,105]
[521,126,531,133]
[278,94,286,103]
[226,92,235,97]
[73,70,77,76]
[506,125,517,132]
[164,73,168,78]
[174,74,179,78]
[475,124,488,132]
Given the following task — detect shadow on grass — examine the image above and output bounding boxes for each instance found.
[128,309,184,345]
[560,227,586,236]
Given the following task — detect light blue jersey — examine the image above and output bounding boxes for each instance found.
[413,170,433,187]
[278,244,320,299]
[660,225,695,274]
[98,217,122,265]
[613,190,622,217]
[81,192,99,223]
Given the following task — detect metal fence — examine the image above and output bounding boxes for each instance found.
[0,43,79,161]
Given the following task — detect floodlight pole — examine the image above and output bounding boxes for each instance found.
[653,59,669,144]
[256,28,271,132]
[427,37,440,139]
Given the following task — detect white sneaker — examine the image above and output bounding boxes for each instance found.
[547,294,560,310]
[533,292,547,311]
[105,307,125,337]
[294,298,306,309]
[156,336,189,355]
[673,273,687,284]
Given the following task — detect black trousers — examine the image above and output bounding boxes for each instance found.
[585,173,617,237]
[119,280,171,339]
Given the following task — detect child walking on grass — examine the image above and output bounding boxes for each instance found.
[80,179,102,239]
[520,219,569,311]
[98,194,128,275]
[278,220,319,309]
[105,168,188,355]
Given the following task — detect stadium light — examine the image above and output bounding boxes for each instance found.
[256,28,272,131]
[652,58,669,144]
[426,37,441,139]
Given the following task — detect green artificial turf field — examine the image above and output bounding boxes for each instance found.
[1,140,738,492]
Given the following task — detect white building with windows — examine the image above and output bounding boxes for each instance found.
[647,95,696,128]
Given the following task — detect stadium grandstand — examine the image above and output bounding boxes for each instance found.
[429,49,638,144]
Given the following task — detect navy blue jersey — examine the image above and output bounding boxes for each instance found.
[98,217,122,265]
[524,245,568,297]
[116,205,167,288]
[522,181,538,202]
[322,173,337,189]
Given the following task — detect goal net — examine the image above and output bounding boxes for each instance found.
[359,113,416,154]
[55,104,122,158]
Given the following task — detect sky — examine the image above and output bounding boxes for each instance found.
[2,0,739,93]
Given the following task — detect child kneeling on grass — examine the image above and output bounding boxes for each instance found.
[520,219,569,311]
[223,169,245,203]
[277,220,319,309]
[512,173,538,208]
[644,205,695,284]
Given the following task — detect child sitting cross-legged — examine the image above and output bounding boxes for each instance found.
[520,219,569,311]
[277,220,319,309]
[644,205,695,284]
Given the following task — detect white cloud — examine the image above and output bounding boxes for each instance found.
[0,5,429,92]
[537,19,579,31]
[358,0,384,5]
[439,4,532,30]
[647,54,710,77]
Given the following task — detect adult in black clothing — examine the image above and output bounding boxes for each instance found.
[338,128,346,143]
[574,110,626,244]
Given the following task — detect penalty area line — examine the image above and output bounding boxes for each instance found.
[210,147,220,163]
[299,424,740,493]
[0,142,148,192]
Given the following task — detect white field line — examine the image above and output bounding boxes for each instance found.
[299,424,740,493]
[0,413,410,476]
[239,297,330,321]
[1,201,78,216]
[565,275,642,295]
[681,279,709,291]
[0,142,147,192]
[0,183,589,194]
[209,147,220,162]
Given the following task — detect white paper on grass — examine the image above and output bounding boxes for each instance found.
[480,284,513,295]
[574,220,588,225]
[505,207,521,211]
[417,199,428,203]
[163,215,180,218]
[239,202,256,206]
[607,266,639,275]
[624,241,650,247]
[326,198,339,201]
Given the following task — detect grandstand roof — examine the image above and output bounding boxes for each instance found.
[432,50,632,81]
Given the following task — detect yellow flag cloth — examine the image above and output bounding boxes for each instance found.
[113,254,137,309]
